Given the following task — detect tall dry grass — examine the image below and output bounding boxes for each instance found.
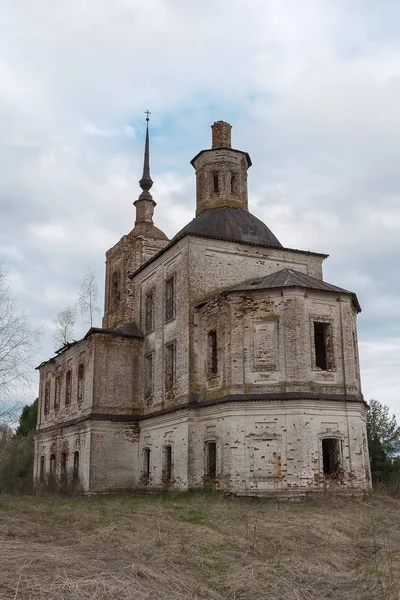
[0,492,399,599]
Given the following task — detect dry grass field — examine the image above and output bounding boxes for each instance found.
[0,491,399,600]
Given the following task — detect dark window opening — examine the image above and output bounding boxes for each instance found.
[212,172,219,193]
[77,363,84,403]
[73,451,79,485]
[111,271,121,309]
[145,292,155,332]
[61,452,67,481]
[65,370,72,406]
[39,455,45,482]
[165,277,175,322]
[164,445,172,481]
[208,330,218,374]
[230,173,237,194]
[54,376,61,411]
[205,442,217,479]
[322,438,341,476]
[314,322,330,370]
[143,448,151,478]
[50,454,56,481]
[44,382,50,415]
[165,342,175,393]
[145,352,154,398]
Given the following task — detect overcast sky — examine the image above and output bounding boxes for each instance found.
[1,0,399,418]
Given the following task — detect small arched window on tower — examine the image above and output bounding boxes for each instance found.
[212,171,219,193]
[230,172,238,194]
[111,270,121,309]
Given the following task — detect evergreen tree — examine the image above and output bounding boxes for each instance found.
[15,398,38,437]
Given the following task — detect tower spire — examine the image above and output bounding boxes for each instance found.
[138,111,153,201]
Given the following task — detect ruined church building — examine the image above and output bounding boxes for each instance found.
[34,119,371,495]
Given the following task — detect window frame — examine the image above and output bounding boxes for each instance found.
[54,375,61,411]
[145,291,155,332]
[44,381,50,415]
[143,448,151,479]
[77,363,84,403]
[145,351,154,399]
[165,276,176,323]
[65,369,72,407]
[165,341,176,393]
[207,330,218,375]
[311,320,334,371]
[164,445,172,481]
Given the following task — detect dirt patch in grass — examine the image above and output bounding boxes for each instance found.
[0,492,399,599]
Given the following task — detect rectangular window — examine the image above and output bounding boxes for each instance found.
[230,172,237,194]
[143,448,151,478]
[165,277,175,322]
[44,382,50,415]
[73,451,79,485]
[165,342,175,392]
[205,441,217,479]
[164,445,172,481]
[54,376,61,411]
[61,452,67,481]
[145,352,154,398]
[212,171,219,193]
[207,330,218,374]
[145,292,155,332]
[77,363,84,403]
[50,454,56,482]
[65,370,72,406]
[40,455,45,482]
[314,322,332,370]
[322,438,341,477]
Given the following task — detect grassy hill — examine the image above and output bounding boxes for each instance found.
[0,492,399,599]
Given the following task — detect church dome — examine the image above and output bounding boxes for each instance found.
[172,206,282,248]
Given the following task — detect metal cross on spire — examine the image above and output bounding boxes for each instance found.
[145,110,151,121]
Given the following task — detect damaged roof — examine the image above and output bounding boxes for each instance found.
[228,268,361,312]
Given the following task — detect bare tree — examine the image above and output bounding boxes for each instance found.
[53,306,76,349]
[78,269,100,328]
[0,263,40,422]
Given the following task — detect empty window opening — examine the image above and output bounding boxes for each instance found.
[145,352,154,398]
[61,452,67,480]
[54,376,61,411]
[165,277,175,322]
[164,445,172,481]
[65,370,72,406]
[111,271,121,309]
[207,330,218,374]
[322,438,341,476]
[143,448,151,478]
[145,292,155,332]
[44,382,50,415]
[77,363,84,403]
[314,322,330,370]
[230,173,237,194]
[73,451,79,485]
[165,342,176,392]
[212,172,219,193]
[50,454,56,480]
[205,442,217,479]
[40,455,45,482]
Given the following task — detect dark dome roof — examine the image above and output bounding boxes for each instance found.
[172,207,282,248]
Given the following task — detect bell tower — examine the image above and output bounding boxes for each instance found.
[191,121,252,216]
[102,113,169,329]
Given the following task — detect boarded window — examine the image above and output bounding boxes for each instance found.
[322,438,341,476]
[65,370,72,406]
[44,382,50,415]
[314,322,332,370]
[73,451,79,485]
[145,352,154,398]
[77,363,84,403]
[143,448,151,478]
[207,330,218,374]
[165,277,175,322]
[165,342,175,392]
[212,171,219,193]
[111,271,121,309]
[205,442,217,479]
[164,445,172,481]
[145,292,155,332]
[40,455,45,482]
[54,376,61,411]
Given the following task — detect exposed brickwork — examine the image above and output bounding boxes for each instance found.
[35,121,371,495]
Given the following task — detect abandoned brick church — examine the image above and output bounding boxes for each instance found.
[34,119,372,494]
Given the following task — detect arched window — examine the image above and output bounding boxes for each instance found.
[73,451,79,485]
[77,363,84,403]
[164,446,172,481]
[230,172,238,194]
[111,271,121,309]
[44,382,50,415]
[212,172,219,193]
[39,455,45,482]
[143,448,151,478]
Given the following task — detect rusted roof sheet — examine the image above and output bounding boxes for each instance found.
[228,268,362,312]
[172,207,283,248]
